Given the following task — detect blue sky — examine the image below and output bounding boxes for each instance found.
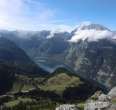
[0,0,115,31]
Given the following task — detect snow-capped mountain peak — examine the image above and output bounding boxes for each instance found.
[78,22,110,31]
[69,22,114,42]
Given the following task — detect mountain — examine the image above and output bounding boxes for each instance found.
[0,22,116,89]
[0,67,108,109]
[0,37,47,74]
[65,23,116,88]
[0,30,50,58]
[0,30,70,57]
[66,39,116,88]
[69,22,114,42]
[0,30,71,70]
[33,32,71,69]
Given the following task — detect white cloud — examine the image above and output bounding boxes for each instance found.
[68,21,115,42]
[46,24,73,39]
[69,29,113,42]
[0,0,56,30]
[0,0,75,32]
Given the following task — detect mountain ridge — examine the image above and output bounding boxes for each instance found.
[0,22,116,88]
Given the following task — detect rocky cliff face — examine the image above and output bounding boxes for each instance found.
[65,39,116,88]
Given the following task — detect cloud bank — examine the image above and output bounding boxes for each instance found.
[69,22,114,42]
[70,30,113,42]
[0,0,72,31]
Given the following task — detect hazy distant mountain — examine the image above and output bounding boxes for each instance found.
[0,30,71,69]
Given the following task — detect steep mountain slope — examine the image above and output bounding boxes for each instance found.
[66,23,116,88]
[66,39,116,88]
[33,32,71,68]
[0,63,15,95]
[0,30,71,70]
[0,30,50,58]
[0,37,46,74]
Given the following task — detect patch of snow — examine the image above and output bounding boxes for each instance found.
[46,29,69,39]
[46,25,73,39]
